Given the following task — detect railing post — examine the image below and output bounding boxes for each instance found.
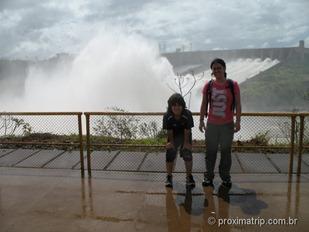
[86,114,92,177]
[288,115,296,176]
[297,115,305,176]
[78,114,85,178]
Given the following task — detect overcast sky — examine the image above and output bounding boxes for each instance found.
[1,0,308,59]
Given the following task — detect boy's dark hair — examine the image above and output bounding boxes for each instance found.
[167,93,186,114]
[210,58,227,78]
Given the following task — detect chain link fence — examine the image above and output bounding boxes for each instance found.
[85,112,308,176]
[0,112,308,177]
[0,112,84,177]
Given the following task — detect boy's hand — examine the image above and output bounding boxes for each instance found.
[166,142,175,149]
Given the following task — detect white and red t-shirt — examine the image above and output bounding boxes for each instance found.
[202,79,240,125]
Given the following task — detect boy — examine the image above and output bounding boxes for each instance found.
[163,93,195,188]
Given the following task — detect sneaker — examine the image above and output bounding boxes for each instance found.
[202,178,214,187]
[165,175,173,188]
[221,180,232,189]
[186,175,195,188]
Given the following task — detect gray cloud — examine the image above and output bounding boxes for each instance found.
[0,0,308,59]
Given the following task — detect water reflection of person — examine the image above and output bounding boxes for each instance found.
[165,188,192,231]
[217,185,231,231]
[202,186,217,231]
[203,185,231,231]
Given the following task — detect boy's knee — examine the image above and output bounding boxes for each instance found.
[181,148,192,161]
[166,148,177,162]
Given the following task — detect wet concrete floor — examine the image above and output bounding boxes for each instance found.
[0,168,309,232]
[1,149,309,174]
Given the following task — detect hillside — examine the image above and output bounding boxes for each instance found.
[240,56,309,112]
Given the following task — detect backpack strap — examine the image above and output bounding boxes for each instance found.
[206,80,213,114]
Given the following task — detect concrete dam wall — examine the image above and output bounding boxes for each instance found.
[162,41,309,75]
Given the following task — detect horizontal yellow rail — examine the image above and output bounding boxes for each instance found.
[84,112,304,116]
[0,112,83,116]
[0,112,307,116]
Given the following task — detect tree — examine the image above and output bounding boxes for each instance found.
[139,121,159,139]
[93,108,140,141]
[0,115,32,137]
[166,71,204,108]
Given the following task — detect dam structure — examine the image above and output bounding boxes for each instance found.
[0,40,308,112]
[162,40,309,75]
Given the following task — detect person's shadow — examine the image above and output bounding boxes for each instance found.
[202,183,268,230]
[217,183,268,216]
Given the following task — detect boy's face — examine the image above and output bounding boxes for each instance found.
[171,103,183,116]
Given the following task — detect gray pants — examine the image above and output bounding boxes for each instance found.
[205,122,234,182]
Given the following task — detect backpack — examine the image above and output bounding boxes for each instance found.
[206,78,236,112]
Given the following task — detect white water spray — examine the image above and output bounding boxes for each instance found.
[1,29,280,113]
[2,31,175,112]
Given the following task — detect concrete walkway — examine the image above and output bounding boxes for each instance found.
[0,149,309,174]
[0,168,308,231]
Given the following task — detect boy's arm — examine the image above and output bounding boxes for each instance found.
[163,113,174,148]
[166,130,175,149]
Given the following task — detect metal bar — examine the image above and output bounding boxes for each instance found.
[0,112,306,117]
[84,112,164,116]
[288,115,296,176]
[299,113,309,116]
[239,112,298,117]
[78,114,85,178]
[297,116,305,176]
[0,112,83,116]
[85,114,92,177]
[88,143,290,149]
[0,141,291,150]
[84,112,299,117]
[0,141,80,145]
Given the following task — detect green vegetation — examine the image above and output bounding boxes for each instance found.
[0,133,81,150]
[0,115,32,136]
[240,55,309,112]
[1,132,304,153]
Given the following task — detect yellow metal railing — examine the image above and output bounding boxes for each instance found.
[84,112,308,177]
[0,112,84,177]
[0,112,308,177]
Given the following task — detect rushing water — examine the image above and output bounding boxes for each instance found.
[1,30,279,113]
[0,32,282,138]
